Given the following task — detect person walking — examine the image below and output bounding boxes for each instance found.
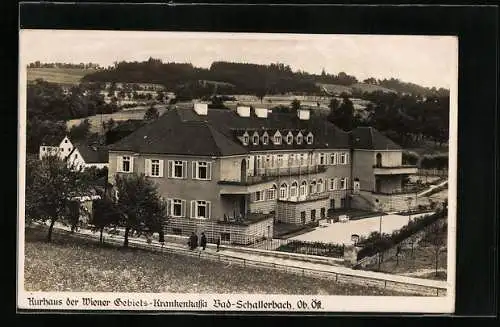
[188,232,196,250]
[200,232,207,250]
[216,235,221,252]
[193,232,199,250]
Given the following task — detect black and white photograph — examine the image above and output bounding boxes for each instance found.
[18,30,457,313]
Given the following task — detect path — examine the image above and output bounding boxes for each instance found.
[37,223,448,296]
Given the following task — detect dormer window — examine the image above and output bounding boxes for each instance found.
[252,134,259,145]
[262,132,269,145]
[242,132,249,145]
[273,131,282,145]
[296,132,303,145]
[286,132,294,145]
[306,133,314,144]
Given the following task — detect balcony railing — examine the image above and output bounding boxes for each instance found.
[373,164,418,175]
[279,191,330,203]
[217,212,275,226]
[371,186,424,195]
[252,165,327,178]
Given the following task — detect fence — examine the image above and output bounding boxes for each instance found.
[47,227,447,296]
[417,169,449,177]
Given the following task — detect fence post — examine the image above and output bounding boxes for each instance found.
[335,274,338,282]
[244,259,246,267]
[302,268,305,276]
[384,280,387,289]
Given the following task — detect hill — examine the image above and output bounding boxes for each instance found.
[27,68,99,85]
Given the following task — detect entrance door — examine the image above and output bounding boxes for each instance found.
[353,178,360,194]
[375,178,381,193]
[330,198,336,209]
[311,209,316,221]
[239,196,246,217]
[300,211,306,224]
[240,159,247,183]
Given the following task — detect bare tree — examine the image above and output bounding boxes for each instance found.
[424,221,447,277]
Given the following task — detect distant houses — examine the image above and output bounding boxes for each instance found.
[39,136,109,171]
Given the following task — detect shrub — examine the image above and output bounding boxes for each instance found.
[421,154,448,169]
[402,151,420,165]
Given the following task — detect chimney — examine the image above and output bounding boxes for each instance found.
[193,102,208,116]
[297,109,310,120]
[237,106,251,117]
[254,108,268,118]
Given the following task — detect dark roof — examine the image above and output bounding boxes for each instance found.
[111,119,147,132]
[74,144,109,163]
[176,107,351,150]
[107,109,248,156]
[108,106,402,156]
[350,127,402,150]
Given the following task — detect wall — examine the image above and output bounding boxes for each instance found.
[374,151,403,167]
[277,198,329,224]
[352,150,375,192]
[219,156,246,182]
[165,216,274,245]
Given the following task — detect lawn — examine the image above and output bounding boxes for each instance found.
[23,228,408,295]
[27,68,97,85]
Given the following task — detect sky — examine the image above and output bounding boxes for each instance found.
[19,30,457,89]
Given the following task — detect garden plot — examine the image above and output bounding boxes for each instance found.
[290,213,432,245]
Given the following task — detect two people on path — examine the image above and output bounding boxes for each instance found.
[187,231,213,251]
[188,232,198,250]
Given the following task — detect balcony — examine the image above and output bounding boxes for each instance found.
[217,212,275,226]
[371,185,424,195]
[255,165,328,178]
[218,176,277,195]
[373,164,418,175]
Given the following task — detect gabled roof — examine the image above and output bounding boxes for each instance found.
[73,143,109,164]
[108,109,248,156]
[350,127,402,150]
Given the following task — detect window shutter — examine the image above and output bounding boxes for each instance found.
[130,156,135,172]
[168,160,173,178]
[183,161,188,179]
[345,153,349,164]
[206,201,211,219]
[181,200,186,217]
[117,156,123,172]
[190,200,196,218]
[166,198,172,216]
[159,160,164,177]
[207,162,212,180]
[144,159,151,176]
[192,161,197,179]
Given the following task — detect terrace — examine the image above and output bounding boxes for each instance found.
[217,212,275,226]
[373,164,418,176]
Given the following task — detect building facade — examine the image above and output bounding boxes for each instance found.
[107,103,417,244]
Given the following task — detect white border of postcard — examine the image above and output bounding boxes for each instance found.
[17,30,458,313]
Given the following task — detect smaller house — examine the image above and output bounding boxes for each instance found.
[66,143,109,171]
[39,136,74,160]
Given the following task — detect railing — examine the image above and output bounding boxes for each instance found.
[218,212,275,226]
[373,164,418,169]
[44,226,447,296]
[253,165,328,177]
[218,175,276,186]
[279,192,330,203]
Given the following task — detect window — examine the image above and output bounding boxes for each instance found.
[329,153,336,165]
[300,181,307,197]
[286,133,294,144]
[265,155,271,168]
[267,185,277,200]
[151,159,160,177]
[254,191,265,202]
[289,154,295,166]
[296,134,303,144]
[290,181,298,198]
[279,183,288,200]
[60,147,63,151]
[274,134,282,144]
[318,179,324,193]
[193,161,211,180]
[339,153,348,164]
[172,199,185,217]
[329,178,338,191]
[299,154,306,166]
[309,181,317,194]
[253,134,259,145]
[174,161,183,178]
[122,156,131,172]
[172,228,182,235]
[64,139,68,143]
[319,153,325,165]
[277,154,284,167]
[262,134,269,145]
[243,135,249,144]
[340,177,347,190]
[191,200,211,219]
[306,134,314,144]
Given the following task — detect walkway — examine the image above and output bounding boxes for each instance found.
[40,223,449,296]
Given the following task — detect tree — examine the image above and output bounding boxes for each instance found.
[291,99,301,112]
[91,196,122,244]
[255,88,266,103]
[25,155,92,242]
[425,222,447,277]
[68,119,91,141]
[144,105,159,121]
[114,173,168,247]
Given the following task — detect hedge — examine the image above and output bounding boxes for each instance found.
[420,154,448,169]
[402,151,420,166]
[356,207,447,260]
[277,240,344,258]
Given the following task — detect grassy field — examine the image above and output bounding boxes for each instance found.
[23,228,409,295]
[27,68,97,85]
[317,83,397,95]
